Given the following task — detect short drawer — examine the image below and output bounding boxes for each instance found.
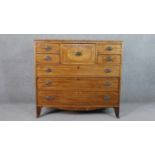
[36,42,59,53]
[36,54,60,64]
[38,91,119,106]
[36,65,120,77]
[96,44,121,54]
[97,55,121,64]
[37,77,119,91]
[61,44,96,64]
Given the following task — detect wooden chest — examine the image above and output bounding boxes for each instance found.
[35,40,123,118]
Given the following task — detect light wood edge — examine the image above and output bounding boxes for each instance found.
[34,42,41,111]
[118,42,123,108]
[34,40,123,44]
[60,43,63,65]
[95,44,98,64]
[37,105,119,109]
[36,75,121,78]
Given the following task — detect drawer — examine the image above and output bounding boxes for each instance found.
[38,91,119,106]
[37,65,120,77]
[96,44,121,54]
[61,44,96,64]
[37,77,119,91]
[36,42,59,53]
[97,55,121,64]
[36,54,60,64]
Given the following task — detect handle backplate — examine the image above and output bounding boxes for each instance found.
[46,68,52,73]
[105,56,113,62]
[44,56,52,61]
[104,68,112,73]
[73,51,82,56]
[103,82,111,87]
[103,95,111,101]
[44,96,54,101]
[44,46,52,51]
[45,80,52,86]
[106,46,113,51]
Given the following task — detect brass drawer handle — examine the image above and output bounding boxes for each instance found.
[104,68,112,73]
[103,82,111,87]
[103,95,111,101]
[44,46,52,51]
[46,68,52,73]
[44,96,54,101]
[74,51,82,56]
[105,56,113,62]
[44,56,52,61]
[45,80,52,86]
[106,46,113,51]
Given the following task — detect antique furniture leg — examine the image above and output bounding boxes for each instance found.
[114,107,120,118]
[36,106,42,118]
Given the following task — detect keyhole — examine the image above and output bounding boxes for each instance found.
[77,66,80,69]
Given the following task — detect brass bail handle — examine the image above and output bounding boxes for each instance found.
[103,95,111,101]
[105,56,113,61]
[104,68,112,73]
[45,80,52,86]
[104,82,111,87]
[44,45,52,51]
[74,51,82,56]
[44,96,54,101]
[46,68,52,73]
[44,55,52,61]
[106,46,113,51]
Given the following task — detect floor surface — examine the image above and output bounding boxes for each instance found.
[0,102,155,121]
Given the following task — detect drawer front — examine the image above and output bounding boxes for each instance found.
[97,55,121,64]
[37,65,120,77]
[37,78,119,91]
[38,91,119,106]
[36,54,60,64]
[36,42,59,53]
[38,78,78,91]
[61,44,96,64]
[96,44,121,54]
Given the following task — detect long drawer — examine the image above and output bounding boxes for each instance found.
[37,77,119,91]
[37,65,120,77]
[38,91,119,106]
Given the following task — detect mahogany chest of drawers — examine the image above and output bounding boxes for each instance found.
[35,40,122,118]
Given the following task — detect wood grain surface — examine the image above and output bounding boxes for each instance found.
[35,40,122,118]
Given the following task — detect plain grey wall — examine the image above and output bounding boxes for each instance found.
[0,34,155,104]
